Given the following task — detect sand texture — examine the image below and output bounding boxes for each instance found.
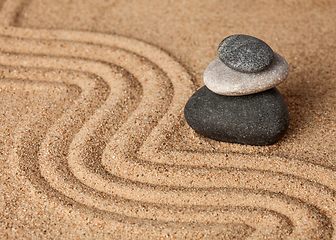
[0,0,335,239]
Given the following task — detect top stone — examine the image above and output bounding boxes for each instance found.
[217,34,274,73]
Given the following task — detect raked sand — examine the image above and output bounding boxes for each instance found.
[0,0,335,239]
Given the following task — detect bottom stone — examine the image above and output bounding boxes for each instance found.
[184,86,290,146]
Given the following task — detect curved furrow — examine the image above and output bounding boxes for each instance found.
[63,65,295,239]
[72,138,330,238]
[42,30,330,238]
[18,27,299,238]
[0,27,193,152]
[103,137,335,238]
[2,27,334,238]
[148,150,336,191]
[105,149,336,212]
[11,125,275,239]
[0,31,295,238]
[0,43,280,239]
[2,68,240,240]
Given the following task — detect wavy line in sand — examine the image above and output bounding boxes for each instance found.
[1,31,262,238]
[1,27,334,239]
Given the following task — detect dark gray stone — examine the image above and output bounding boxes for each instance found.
[184,86,289,146]
[217,34,274,73]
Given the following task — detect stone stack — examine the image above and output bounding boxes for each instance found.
[184,34,290,146]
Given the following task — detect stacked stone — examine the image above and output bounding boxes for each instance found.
[184,34,290,146]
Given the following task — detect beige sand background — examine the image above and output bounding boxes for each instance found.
[0,0,335,239]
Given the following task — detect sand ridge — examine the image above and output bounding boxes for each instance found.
[0,0,336,239]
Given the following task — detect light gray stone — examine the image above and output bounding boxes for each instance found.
[203,52,289,96]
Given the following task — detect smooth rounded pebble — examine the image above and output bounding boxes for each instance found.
[184,86,290,146]
[217,34,274,73]
[204,52,289,96]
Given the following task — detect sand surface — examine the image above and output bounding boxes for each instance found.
[0,0,335,239]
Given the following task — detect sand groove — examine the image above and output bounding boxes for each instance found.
[0,26,334,239]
